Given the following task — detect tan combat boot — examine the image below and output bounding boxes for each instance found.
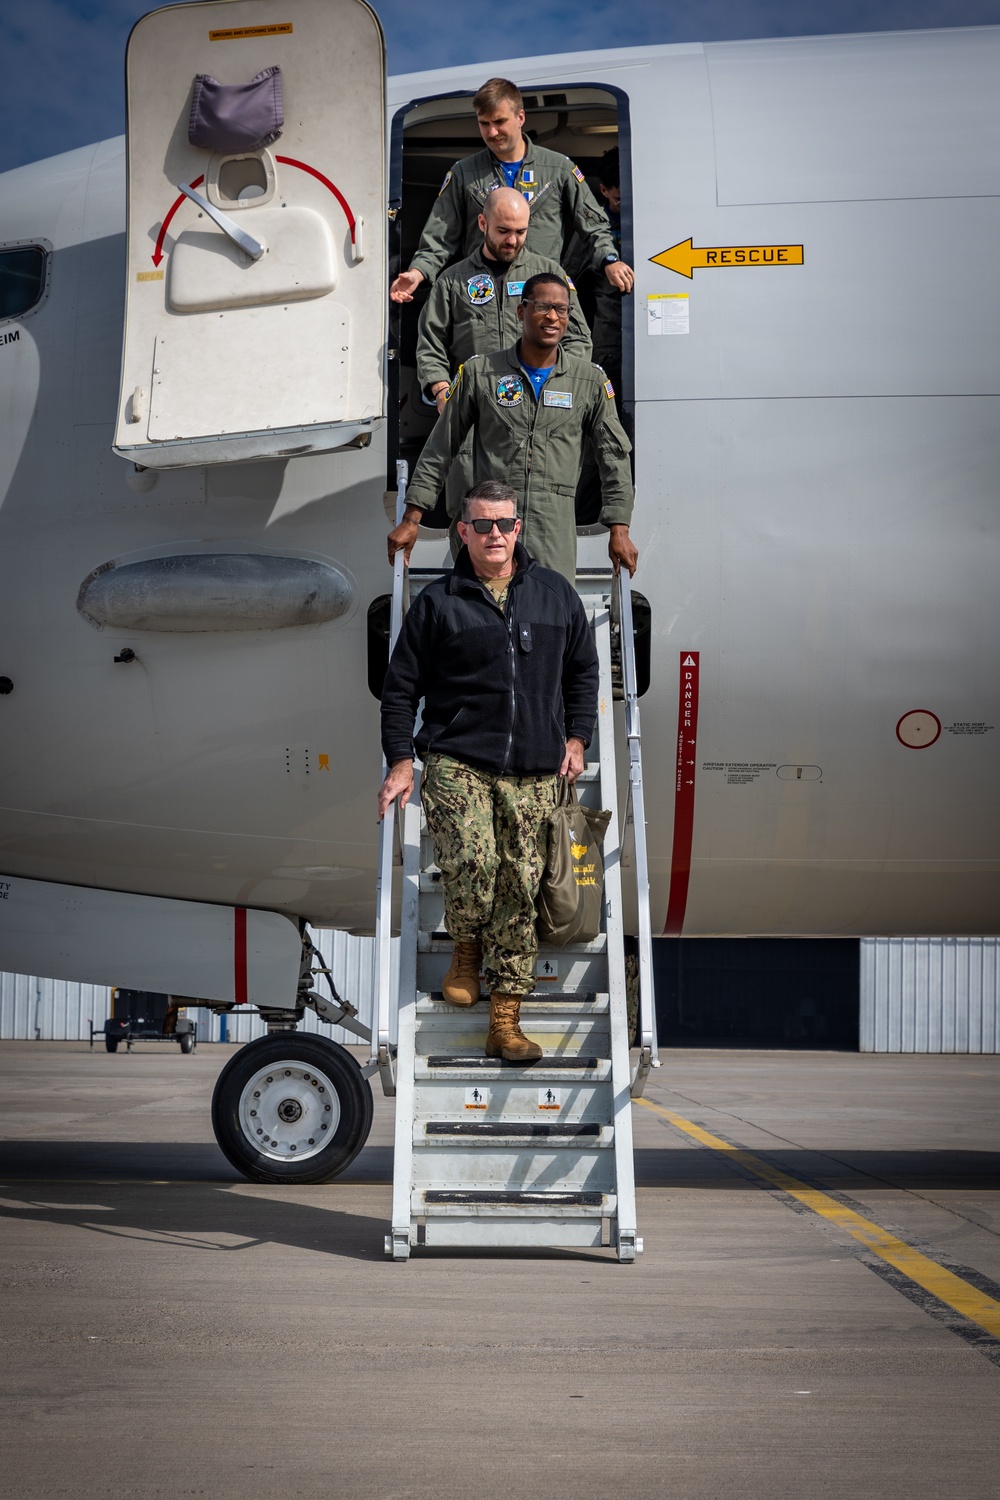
[441,938,482,1006]
[485,994,543,1062]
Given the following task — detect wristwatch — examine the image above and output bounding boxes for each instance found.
[604,253,619,264]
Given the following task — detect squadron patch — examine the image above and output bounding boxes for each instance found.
[506,281,525,296]
[495,374,524,408]
[445,364,464,402]
[603,379,615,400]
[438,170,453,196]
[572,164,585,182]
[467,273,495,305]
[543,389,573,409]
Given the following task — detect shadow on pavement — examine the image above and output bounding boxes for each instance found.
[0,1178,388,1263]
[0,1139,393,1183]
[2,1139,999,1192]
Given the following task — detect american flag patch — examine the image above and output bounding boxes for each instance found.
[572,165,585,182]
[604,379,615,399]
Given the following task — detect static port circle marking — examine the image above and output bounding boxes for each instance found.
[238,1060,340,1162]
[896,710,941,749]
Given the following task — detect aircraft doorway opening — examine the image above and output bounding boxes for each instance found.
[387,83,632,533]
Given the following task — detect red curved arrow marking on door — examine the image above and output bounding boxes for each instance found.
[151,175,205,266]
[275,155,357,243]
[151,159,356,266]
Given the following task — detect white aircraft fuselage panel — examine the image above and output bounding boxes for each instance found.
[0,23,997,943]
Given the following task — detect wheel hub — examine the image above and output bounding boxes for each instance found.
[238,1060,341,1162]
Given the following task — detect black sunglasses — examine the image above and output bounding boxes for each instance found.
[468,516,518,534]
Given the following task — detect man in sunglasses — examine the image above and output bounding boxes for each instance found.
[379,481,599,1061]
[389,272,637,585]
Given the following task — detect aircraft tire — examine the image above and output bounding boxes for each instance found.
[211,1034,373,1184]
[179,1032,195,1055]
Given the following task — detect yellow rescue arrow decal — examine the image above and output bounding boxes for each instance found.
[650,238,804,279]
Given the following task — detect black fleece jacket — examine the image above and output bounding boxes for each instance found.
[380,544,599,775]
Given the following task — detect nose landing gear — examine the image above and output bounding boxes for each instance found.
[211,1033,373,1184]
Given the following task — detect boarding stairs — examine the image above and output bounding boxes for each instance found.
[372,466,658,1261]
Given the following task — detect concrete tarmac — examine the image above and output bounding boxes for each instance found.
[1,1040,999,1499]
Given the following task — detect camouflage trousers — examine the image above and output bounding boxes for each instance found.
[422,753,559,996]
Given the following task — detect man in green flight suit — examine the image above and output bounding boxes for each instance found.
[417,186,592,517]
[389,77,634,304]
[388,273,638,585]
[418,187,592,412]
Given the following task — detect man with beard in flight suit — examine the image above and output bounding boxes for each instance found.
[388,273,637,585]
[416,186,591,524]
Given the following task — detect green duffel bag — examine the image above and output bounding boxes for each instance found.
[536,778,612,946]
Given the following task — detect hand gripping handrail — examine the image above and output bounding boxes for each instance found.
[614,569,660,1095]
[371,460,410,1094]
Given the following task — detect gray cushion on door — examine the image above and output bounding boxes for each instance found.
[188,66,283,154]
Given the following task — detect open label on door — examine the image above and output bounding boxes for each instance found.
[114,0,386,468]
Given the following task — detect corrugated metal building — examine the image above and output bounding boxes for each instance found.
[860,938,1000,1053]
[0,929,396,1048]
[0,971,113,1042]
[2,937,997,1053]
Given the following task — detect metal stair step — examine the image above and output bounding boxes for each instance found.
[419,990,602,1009]
[419,934,608,955]
[415,1017,609,1055]
[413,1146,615,1191]
[415,1056,611,1081]
[419,1121,613,1144]
[425,1053,605,1068]
[422,1189,610,1211]
[412,1079,610,1119]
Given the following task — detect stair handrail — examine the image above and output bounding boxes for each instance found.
[371,460,410,1092]
[613,569,660,1093]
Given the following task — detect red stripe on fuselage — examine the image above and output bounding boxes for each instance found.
[663,653,700,936]
[234,907,248,1005]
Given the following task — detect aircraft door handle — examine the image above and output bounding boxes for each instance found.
[175,182,266,261]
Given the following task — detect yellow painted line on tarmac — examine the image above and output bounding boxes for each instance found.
[636,1097,1000,1341]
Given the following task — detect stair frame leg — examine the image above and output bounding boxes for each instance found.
[388,784,423,1259]
[591,598,639,1258]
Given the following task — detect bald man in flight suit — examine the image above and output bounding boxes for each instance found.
[416,186,592,521]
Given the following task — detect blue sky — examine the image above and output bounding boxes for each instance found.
[2,0,999,173]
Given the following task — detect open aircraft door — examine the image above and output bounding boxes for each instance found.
[114,0,386,468]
